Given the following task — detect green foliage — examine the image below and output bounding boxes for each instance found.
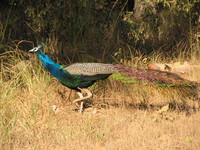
[120,0,199,55]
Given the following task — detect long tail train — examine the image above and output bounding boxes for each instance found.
[113,64,199,87]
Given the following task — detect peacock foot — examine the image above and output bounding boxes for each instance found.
[73,88,93,113]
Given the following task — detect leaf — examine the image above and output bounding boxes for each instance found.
[158,104,169,113]
[185,137,192,142]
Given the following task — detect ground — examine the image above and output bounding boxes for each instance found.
[3,105,199,150]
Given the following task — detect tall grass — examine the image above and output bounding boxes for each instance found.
[0,39,199,149]
[1,1,199,62]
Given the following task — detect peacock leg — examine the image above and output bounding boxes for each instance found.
[73,88,92,103]
[73,88,92,113]
[79,101,84,113]
[76,92,84,113]
[77,92,83,99]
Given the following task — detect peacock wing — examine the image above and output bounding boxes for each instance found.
[62,63,118,81]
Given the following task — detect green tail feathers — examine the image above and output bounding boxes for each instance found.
[112,73,139,84]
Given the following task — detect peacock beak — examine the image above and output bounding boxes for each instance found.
[29,47,39,53]
[29,48,35,53]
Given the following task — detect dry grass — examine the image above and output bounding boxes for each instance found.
[1,98,200,150]
[0,46,200,150]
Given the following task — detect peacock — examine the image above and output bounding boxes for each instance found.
[29,43,198,112]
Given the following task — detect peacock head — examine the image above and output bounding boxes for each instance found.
[29,42,46,53]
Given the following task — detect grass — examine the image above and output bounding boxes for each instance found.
[0,42,200,149]
[0,1,199,149]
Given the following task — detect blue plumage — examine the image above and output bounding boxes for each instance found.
[36,50,63,79]
[29,44,116,92]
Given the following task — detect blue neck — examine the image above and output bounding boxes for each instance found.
[36,49,63,80]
